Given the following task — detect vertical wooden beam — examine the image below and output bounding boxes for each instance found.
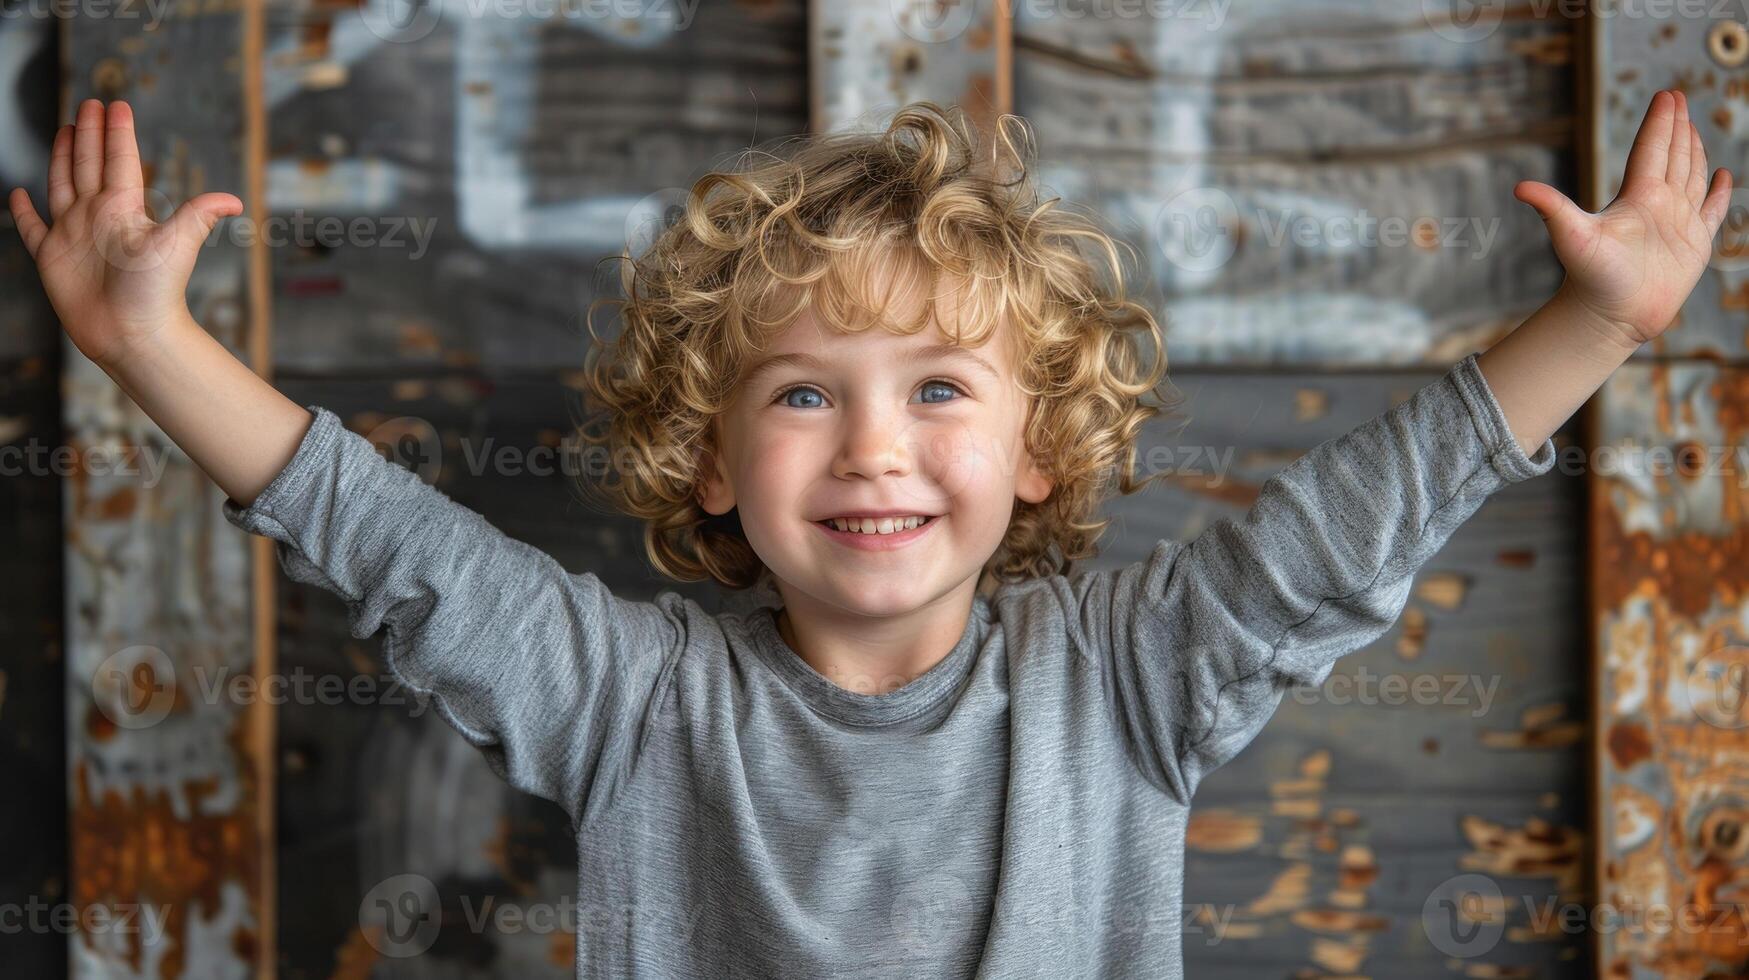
[63,0,274,973]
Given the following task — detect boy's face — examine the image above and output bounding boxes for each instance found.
[697,296,1053,619]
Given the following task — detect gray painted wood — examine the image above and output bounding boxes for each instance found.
[1015,2,1576,366]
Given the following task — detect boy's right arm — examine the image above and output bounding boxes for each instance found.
[11,99,687,820]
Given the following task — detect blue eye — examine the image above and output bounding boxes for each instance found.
[917,381,961,404]
[780,386,824,409]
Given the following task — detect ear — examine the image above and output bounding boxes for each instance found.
[1015,452,1054,506]
[695,437,736,516]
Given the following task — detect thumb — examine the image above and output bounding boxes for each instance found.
[165,192,244,248]
[1514,180,1588,229]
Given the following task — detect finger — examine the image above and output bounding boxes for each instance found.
[72,99,106,197]
[8,188,48,259]
[102,101,144,196]
[1687,123,1707,211]
[1701,168,1734,233]
[1666,90,1690,185]
[1623,90,1674,195]
[47,124,73,219]
[1515,179,1589,227]
[163,192,243,252]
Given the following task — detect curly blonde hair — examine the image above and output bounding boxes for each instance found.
[577,101,1178,591]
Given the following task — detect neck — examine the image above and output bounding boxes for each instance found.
[772,576,980,695]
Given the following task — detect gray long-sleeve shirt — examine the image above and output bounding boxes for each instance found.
[222,352,1556,978]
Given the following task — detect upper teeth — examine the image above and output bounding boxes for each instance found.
[827,516,928,534]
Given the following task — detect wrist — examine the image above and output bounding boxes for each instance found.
[92,306,200,375]
[1546,282,1644,362]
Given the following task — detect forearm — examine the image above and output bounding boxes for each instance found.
[100,310,312,507]
[1474,281,1642,456]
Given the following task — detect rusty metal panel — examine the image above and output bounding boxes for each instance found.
[1593,362,1749,979]
[1014,2,1576,367]
[811,0,1010,134]
[1078,368,1588,977]
[1590,10,1749,358]
[63,3,274,977]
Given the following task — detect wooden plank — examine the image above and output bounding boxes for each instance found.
[259,0,808,374]
[63,3,274,976]
[0,360,69,977]
[1014,2,1576,367]
[1072,368,1587,977]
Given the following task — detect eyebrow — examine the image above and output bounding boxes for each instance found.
[741,343,1001,388]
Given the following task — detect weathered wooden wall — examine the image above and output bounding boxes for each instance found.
[28,0,1628,976]
[0,14,69,979]
[1589,7,1749,978]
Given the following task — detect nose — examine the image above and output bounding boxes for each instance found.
[832,401,912,481]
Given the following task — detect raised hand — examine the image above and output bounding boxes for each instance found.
[1512,88,1733,348]
[7,99,243,367]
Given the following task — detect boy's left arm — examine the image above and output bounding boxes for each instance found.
[1068,89,1730,805]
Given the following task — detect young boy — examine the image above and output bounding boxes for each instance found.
[10,90,1727,977]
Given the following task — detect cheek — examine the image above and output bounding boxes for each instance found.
[731,430,812,514]
[915,421,1010,500]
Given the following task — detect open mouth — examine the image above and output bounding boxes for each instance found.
[814,515,937,536]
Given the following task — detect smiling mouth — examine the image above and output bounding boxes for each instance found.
[814,515,937,535]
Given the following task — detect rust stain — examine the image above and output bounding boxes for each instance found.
[71,721,263,976]
[549,929,576,968]
[1481,702,1584,750]
[329,927,381,980]
[1459,815,1584,895]
[1606,721,1653,769]
[1167,472,1260,509]
[1495,548,1536,569]
[1289,908,1389,933]
[1185,809,1263,853]
[1414,571,1470,611]
[1293,388,1328,422]
[1396,604,1427,660]
[1246,862,1311,916]
[1308,936,1368,973]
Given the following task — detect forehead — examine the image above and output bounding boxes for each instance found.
[743,305,1016,386]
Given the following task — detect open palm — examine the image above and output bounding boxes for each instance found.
[7,99,242,366]
[1514,89,1732,347]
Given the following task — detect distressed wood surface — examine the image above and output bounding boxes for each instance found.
[63,3,274,976]
[1014,1,1577,367]
[259,0,807,374]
